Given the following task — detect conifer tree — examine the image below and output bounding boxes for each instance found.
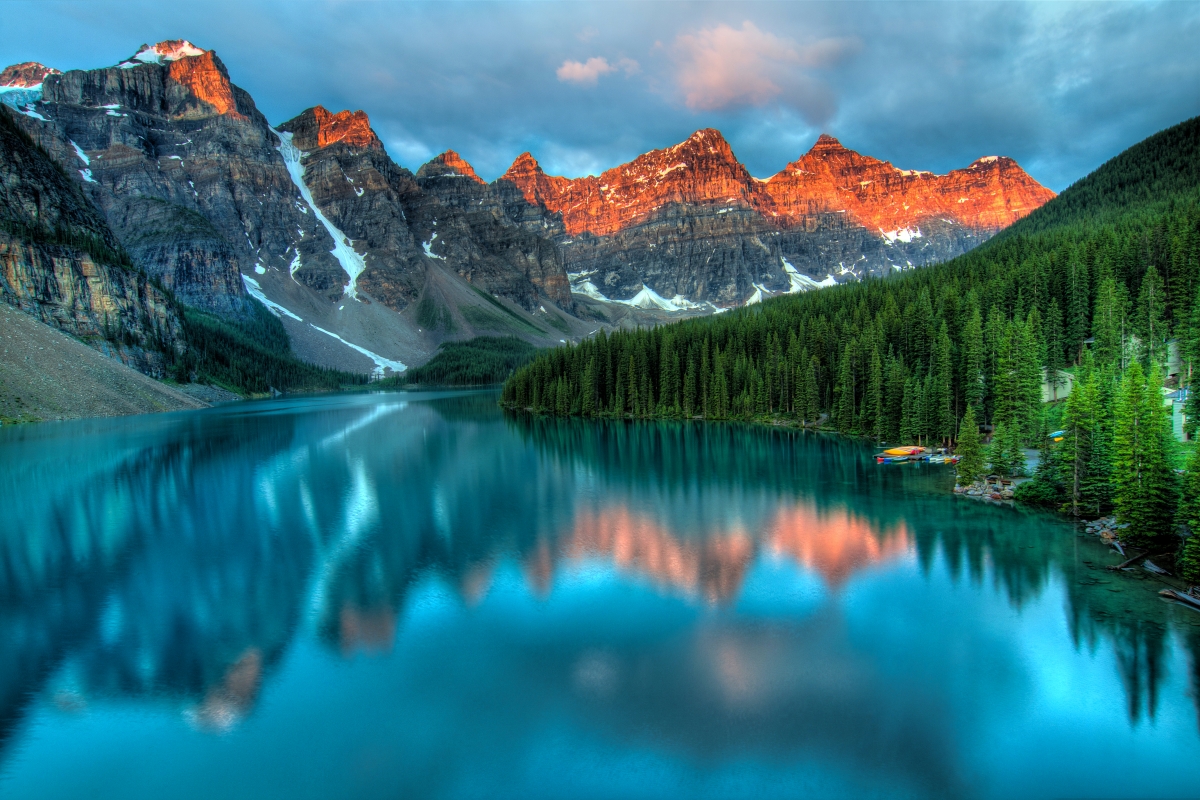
[1017,309,1046,444]
[933,322,955,443]
[1045,298,1067,400]
[1066,253,1090,363]
[866,347,884,441]
[1135,264,1168,366]
[955,406,985,486]
[900,376,919,444]
[988,420,1023,477]
[1113,361,1178,546]
[962,304,985,414]
[1092,277,1127,369]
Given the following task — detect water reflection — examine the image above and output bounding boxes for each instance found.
[0,393,1198,798]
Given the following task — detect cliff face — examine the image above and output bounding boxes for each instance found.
[499,130,1055,304]
[0,106,183,376]
[277,106,572,313]
[1,40,1056,375]
[7,45,574,362]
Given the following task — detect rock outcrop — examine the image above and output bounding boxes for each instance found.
[0,105,184,376]
[499,129,1055,305]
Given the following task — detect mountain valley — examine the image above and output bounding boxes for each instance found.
[0,40,1054,387]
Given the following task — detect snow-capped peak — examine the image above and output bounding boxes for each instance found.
[119,40,207,68]
[0,62,59,89]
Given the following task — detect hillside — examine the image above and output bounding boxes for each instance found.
[502,115,1199,453]
[3,41,1053,384]
[0,303,205,422]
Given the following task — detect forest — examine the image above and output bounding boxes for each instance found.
[380,336,536,388]
[502,115,1200,573]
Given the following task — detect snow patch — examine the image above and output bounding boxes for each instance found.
[422,232,445,260]
[273,128,367,299]
[289,250,302,277]
[880,227,922,245]
[254,264,266,275]
[78,169,97,184]
[121,41,206,67]
[308,324,406,377]
[69,141,90,166]
[242,274,302,321]
[0,85,44,112]
[781,257,837,293]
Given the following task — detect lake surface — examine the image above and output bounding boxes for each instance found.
[1,391,1199,799]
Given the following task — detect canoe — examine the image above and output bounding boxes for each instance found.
[883,447,925,457]
[1159,588,1200,612]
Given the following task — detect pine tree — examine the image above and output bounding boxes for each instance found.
[1066,253,1090,363]
[900,376,919,444]
[1015,312,1046,444]
[1135,264,1168,365]
[1113,361,1178,546]
[962,304,985,414]
[955,406,985,486]
[933,322,955,443]
[1045,298,1067,400]
[866,346,884,441]
[1092,277,1127,370]
[988,420,1023,477]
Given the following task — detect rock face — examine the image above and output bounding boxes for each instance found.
[276,107,571,314]
[0,39,1054,375]
[0,62,59,88]
[5,42,578,375]
[499,130,1055,304]
[0,105,183,376]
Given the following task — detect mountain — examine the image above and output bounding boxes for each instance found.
[501,113,1200,444]
[1,39,1053,383]
[0,104,184,377]
[497,129,1054,306]
[2,42,586,376]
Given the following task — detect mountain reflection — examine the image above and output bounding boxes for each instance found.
[0,391,1198,789]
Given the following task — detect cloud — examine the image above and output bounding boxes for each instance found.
[557,55,639,86]
[671,21,857,123]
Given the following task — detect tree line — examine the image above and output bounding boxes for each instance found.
[501,115,1200,573]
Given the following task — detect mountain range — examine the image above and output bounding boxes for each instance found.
[0,40,1053,378]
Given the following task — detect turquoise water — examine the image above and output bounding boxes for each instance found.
[0,390,1198,799]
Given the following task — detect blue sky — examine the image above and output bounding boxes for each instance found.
[4,1,1198,190]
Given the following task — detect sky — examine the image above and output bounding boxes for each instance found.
[2,1,1198,191]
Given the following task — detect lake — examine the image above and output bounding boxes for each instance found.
[1,390,1198,799]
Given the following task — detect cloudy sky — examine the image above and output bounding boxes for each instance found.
[3,1,1198,190]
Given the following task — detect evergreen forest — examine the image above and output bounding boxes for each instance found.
[502,115,1200,573]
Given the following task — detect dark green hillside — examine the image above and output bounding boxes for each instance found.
[503,115,1200,556]
[181,302,368,395]
[383,336,537,387]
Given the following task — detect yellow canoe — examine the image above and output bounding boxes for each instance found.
[883,447,925,456]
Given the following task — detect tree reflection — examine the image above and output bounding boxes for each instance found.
[0,393,1198,787]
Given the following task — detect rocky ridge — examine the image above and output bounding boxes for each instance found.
[0,105,184,376]
[494,129,1054,305]
[1,39,1054,380]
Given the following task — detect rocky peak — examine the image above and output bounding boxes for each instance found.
[0,62,59,88]
[280,106,381,152]
[417,149,484,183]
[806,133,849,154]
[165,50,242,118]
[117,40,208,68]
[499,152,572,208]
[669,127,736,160]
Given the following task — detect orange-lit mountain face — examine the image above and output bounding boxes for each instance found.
[764,134,1055,236]
[484,129,1054,306]
[501,130,1051,240]
[0,62,59,88]
[281,106,381,151]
